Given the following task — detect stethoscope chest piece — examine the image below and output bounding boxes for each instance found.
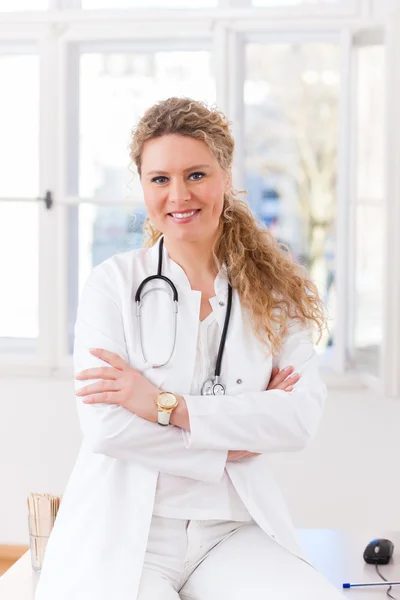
[201,377,226,396]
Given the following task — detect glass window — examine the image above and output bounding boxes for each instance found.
[67,48,215,352]
[0,53,39,353]
[0,55,39,197]
[352,45,385,376]
[67,203,144,351]
[0,202,39,352]
[82,0,217,8]
[245,42,340,355]
[0,0,47,10]
[78,51,215,200]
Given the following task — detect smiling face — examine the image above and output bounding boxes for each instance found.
[140,134,230,245]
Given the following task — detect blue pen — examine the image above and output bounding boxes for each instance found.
[343,581,400,589]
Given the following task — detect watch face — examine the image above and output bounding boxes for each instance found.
[159,392,177,408]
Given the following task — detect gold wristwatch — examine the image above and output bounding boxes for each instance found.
[154,391,179,426]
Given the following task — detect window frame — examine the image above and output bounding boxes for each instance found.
[0,31,60,376]
[0,1,397,401]
[56,32,217,371]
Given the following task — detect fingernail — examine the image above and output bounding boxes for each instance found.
[287,386,293,392]
[292,372,299,378]
[284,365,292,372]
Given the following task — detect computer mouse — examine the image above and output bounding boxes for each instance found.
[363,538,394,564]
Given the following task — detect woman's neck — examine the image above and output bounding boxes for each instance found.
[163,236,218,287]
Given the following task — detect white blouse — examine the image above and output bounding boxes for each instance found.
[153,309,253,521]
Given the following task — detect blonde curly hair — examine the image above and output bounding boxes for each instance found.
[129,97,326,355]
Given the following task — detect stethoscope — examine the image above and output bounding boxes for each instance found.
[135,237,232,396]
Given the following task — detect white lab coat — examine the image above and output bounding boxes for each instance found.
[35,240,327,600]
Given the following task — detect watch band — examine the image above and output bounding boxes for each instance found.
[157,410,171,426]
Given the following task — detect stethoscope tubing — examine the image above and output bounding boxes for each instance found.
[214,284,232,378]
[134,237,232,391]
[135,239,178,303]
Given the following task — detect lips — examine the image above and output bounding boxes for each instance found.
[167,209,201,224]
[168,209,200,219]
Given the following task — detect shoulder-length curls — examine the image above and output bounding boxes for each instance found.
[129,97,326,356]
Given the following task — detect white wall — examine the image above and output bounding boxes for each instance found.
[1,377,400,545]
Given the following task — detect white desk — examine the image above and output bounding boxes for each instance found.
[299,530,400,596]
[0,530,399,599]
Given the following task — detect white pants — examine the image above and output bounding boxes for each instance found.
[137,515,345,600]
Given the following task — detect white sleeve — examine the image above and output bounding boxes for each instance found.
[182,320,327,453]
[74,262,227,483]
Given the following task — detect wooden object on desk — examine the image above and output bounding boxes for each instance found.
[0,530,399,599]
[0,546,29,576]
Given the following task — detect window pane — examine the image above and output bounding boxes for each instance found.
[67,48,215,352]
[245,43,340,357]
[0,54,39,197]
[0,51,39,354]
[0,0,47,10]
[67,204,145,353]
[0,202,39,353]
[356,47,385,203]
[78,51,215,200]
[82,0,216,8]
[353,205,383,375]
[352,46,385,376]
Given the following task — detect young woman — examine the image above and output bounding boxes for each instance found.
[35,98,343,600]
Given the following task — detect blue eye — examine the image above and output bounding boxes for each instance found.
[150,172,205,185]
[189,172,205,181]
[151,176,168,184]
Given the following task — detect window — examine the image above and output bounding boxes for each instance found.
[0,1,392,386]
[244,42,340,351]
[351,45,385,376]
[0,52,40,353]
[66,46,215,352]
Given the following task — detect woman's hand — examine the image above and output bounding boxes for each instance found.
[267,365,299,392]
[227,365,300,462]
[227,450,258,462]
[75,348,160,423]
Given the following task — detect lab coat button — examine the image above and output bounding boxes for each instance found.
[219,301,225,307]
[236,379,242,384]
